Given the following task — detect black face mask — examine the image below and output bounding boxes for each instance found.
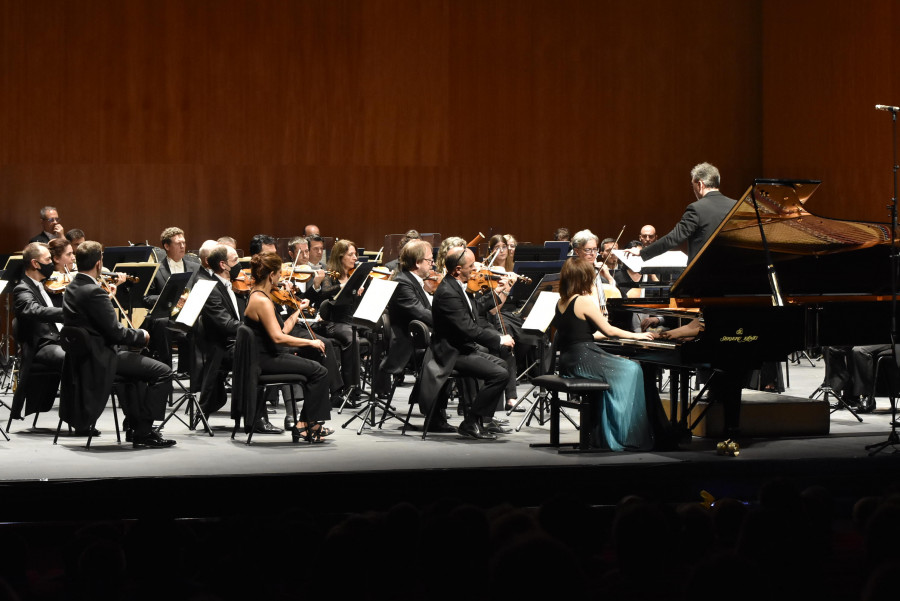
[228,262,243,281]
[38,261,55,279]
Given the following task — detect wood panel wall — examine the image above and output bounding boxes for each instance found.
[1,0,895,255]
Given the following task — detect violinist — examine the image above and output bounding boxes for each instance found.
[43,237,76,297]
[65,228,86,252]
[243,252,331,441]
[435,237,467,275]
[420,248,514,440]
[9,243,64,425]
[280,236,344,413]
[374,240,434,400]
[286,236,327,309]
[195,244,246,425]
[571,229,620,330]
[307,234,327,270]
[320,239,366,405]
[63,241,175,448]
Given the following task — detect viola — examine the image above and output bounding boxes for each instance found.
[270,283,306,311]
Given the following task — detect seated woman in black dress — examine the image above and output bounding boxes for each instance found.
[244,252,332,442]
[552,258,656,451]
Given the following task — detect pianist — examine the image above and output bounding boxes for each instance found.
[552,258,655,451]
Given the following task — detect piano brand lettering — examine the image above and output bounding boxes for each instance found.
[720,329,759,343]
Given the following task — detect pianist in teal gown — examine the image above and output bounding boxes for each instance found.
[551,258,656,451]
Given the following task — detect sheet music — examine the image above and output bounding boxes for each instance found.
[353,277,398,325]
[613,249,687,272]
[522,291,560,333]
[175,279,216,328]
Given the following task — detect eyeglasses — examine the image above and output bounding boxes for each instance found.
[493,245,508,251]
[580,247,599,255]
[507,244,517,249]
[43,217,59,222]
[422,257,435,263]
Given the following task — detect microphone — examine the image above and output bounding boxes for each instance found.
[876,104,900,112]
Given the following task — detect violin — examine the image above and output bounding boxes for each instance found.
[232,268,253,294]
[102,272,139,285]
[280,265,338,283]
[345,265,392,280]
[270,283,306,311]
[44,271,73,294]
[423,270,442,295]
[465,268,531,295]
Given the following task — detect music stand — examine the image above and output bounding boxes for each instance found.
[113,262,158,323]
[0,257,23,396]
[511,286,578,433]
[159,279,217,436]
[542,241,571,260]
[330,263,375,412]
[341,277,411,434]
[148,272,194,320]
[103,246,155,271]
[513,246,563,262]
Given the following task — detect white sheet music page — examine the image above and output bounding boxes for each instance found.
[0,281,7,295]
[353,277,398,325]
[522,290,560,333]
[175,279,217,327]
[613,249,687,272]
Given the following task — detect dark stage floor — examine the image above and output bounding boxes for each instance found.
[2,358,900,522]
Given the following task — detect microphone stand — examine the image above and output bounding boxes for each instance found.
[867,105,900,455]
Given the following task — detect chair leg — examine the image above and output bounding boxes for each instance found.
[401,402,415,436]
[53,418,63,444]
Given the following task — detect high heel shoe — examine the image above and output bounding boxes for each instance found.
[291,425,311,443]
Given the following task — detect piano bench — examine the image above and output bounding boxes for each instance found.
[529,375,610,452]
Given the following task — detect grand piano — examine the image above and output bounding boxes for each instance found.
[601,178,898,434]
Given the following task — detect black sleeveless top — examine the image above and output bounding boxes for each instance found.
[552,298,598,352]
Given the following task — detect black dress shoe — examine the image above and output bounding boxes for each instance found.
[133,431,176,448]
[859,396,877,413]
[485,418,513,434]
[284,414,296,430]
[457,419,497,440]
[73,427,101,437]
[425,420,457,434]
[253,418,284,435]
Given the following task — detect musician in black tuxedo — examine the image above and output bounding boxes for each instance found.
[28,206,65,244]
[62,241,175,448]
[142,226,201,366]
[423,248,515,439]
[633,162,737,264]
[195,244,246,421]
[143,226,202,308]
[374,240,434,397]
[9,243,64,422]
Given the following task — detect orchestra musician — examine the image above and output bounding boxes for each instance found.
[417,248,515,440]
[242,252,331,442]
[281,236,344,414]
[143,226,201,367]
[383,229,420,273]
[435,237,467,275]
[65,228,86,252]
[373,239,434,399]
[62,241,175,448]
[552,258,655,451]
[195,244,246,426]
[319,239,367,404]
[9,243,65,425]
[638,225,657,246]
[29,206,65,244]
[307,234,327,270]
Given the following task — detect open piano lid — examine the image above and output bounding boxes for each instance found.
[670,179,896,299]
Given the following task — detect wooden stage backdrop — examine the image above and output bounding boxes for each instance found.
[0,0,897,254]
